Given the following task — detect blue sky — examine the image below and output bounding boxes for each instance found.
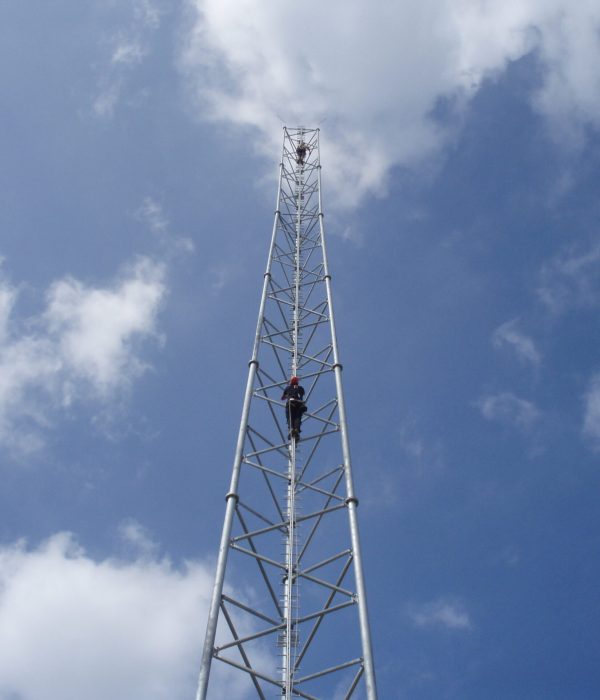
[2,1,600,698]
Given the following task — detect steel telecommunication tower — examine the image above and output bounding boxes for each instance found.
[196,127,377,699]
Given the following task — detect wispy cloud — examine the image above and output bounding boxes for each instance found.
[92,81,123,119]
[92,0,164,119]
[583,373,600,450]
[532,6,600,146]
[477,392,540,432]
[135,197,195,256]
[362,417,446,511]
[118,519,160,558]
[137,197,169,234]
[397,416,445,477]
[208,261,240,294]
[181,2,600,206]
[537,241,600,314]
[407,598,472,631]
[133,0,162,29]
[492,318,541,368]
[111,39,147,67]
[0,257,166,454]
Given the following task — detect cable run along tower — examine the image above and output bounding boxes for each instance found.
[196,128,377,699]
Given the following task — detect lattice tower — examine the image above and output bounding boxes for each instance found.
[196,127,378,700]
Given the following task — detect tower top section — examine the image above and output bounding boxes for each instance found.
[282,126,320,167]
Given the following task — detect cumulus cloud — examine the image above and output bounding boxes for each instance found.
[0,532,252,700]
[407,598,471,630]
[477,391,540,431]
[0,257,166,453]
[45,258,165,393]
[583,373,600,450]
[492,318,541,368]
[537,241,600,314]
[181,1,600,206]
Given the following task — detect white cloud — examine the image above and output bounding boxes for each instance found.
[583,373,600,450]
[399,418,425,460]
[0,257,166,453]
[136,197,195,255]
[208,261,239,294]
[92,80,123,119]
[46,258,165,394]
[137,197,169,234]
[93,0,163,119]
[492,318,541,368]
[134,0,163,29]
[477,391,540,431]
[181,1,600,206]
[533,3,600,145]
[408,598,471,630]
[363,418,445,511]
[112,39,147,66]
[0,274,17,344]
[537,241,600,314]
[119,518,160,558]
[397,416,446,476]
[495,546,520,568]
[0,532,253,700]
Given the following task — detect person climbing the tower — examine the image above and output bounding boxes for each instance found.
[296,142,308,165]
[281,376,306,441]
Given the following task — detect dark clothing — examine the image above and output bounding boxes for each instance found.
[282,384,306,436]
[281,385,305,403]
[296,144,307,164]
